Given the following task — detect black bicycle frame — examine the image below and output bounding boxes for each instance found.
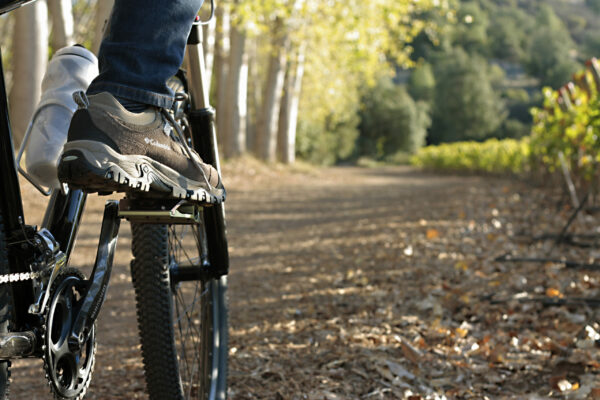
[0,48,87,331]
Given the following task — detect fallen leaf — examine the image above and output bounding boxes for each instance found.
[426,229,440,239]
[546,288,564,298]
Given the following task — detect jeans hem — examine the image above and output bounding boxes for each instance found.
[87,82,174,109]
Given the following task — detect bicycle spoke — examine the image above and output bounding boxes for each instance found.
[167,221,214,400]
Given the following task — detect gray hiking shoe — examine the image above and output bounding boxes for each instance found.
[58,92,225,203]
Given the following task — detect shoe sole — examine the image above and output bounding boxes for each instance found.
[58,140,225,204]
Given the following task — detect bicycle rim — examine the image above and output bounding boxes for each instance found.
[168,223,227,399]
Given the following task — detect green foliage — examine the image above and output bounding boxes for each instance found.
[414,63,600,181]
[530,68,600,183]
[498,118,530,139]
[487,12,528,62]
[357,77,431,159]
[526,6,580,89]
[582,30,600,60]
[587,0,600,13]
[408,63,435,102]
[429,48,506,144]
[296,113,359,166]
[411,138,530,175]
[291,0,444,164]
[452,1,489,54]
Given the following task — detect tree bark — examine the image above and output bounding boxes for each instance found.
[223,23,248,157]
[256,18,288,162]
[9,0,49,148]
[214,5,230,149]
[92,0,114,55]
[47,0,73,50]
[245,38,260,154]
[277,44,305,164]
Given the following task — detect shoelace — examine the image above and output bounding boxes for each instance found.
[160,108,212,187]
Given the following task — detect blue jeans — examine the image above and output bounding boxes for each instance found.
[87,0,204,109]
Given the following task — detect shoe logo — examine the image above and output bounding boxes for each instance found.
[144,137,171,151]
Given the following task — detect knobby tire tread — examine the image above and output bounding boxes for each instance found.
[130,223,184,400]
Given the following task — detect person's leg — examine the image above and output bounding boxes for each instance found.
[58,0,225,203]
[87,0,204,110]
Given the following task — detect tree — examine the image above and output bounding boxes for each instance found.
[214,4,230,149]
[9,0,49,148]
[358,77,430,158]
[223,12,248,157]
[429,48,506,144]
[47,0,74,50]
[92,0,114,54]
[277,44,305,164]
[452,1,489,55]
[526,5,580,89]
[255,16,288,162]
[587,0,600,13]
[408,63,435,103]
[527,29,579,88]
[488,14,526,62]
[214,0,441,163]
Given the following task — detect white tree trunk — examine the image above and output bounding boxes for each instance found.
[256,19,287,162]
[214,5,230,148]
[47,0,73,50]
[202,17,216,89]
[277,44,305,164]
[92,0,114,55]
[245,38,260,154]
[9,0,49,148]
[223,24,247,157]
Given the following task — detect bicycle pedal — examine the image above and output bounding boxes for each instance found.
[118,197,205,224]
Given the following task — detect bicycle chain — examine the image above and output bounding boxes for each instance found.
[0,271,40,284]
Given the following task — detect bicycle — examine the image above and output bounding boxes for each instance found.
[0,1,229,399]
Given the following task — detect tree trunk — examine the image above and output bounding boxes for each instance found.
[202,17,216,89]
[214,5,230,149]
[256,18,288,162]
[9,0,49,148]
[47,0,73,50]
[245,38,260,154]
[223,23,248,157]
[92,0,114,55]
[277,44,305,164]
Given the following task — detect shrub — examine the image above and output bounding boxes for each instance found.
[411,138,530,175]
[357,77,431,159]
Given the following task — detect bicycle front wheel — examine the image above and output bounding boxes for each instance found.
[130,221,228,400]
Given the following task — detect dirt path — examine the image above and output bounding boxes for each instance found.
[9,165,600,399]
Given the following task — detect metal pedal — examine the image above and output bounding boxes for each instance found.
[118,198,205,224]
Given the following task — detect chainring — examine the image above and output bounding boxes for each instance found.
[42,267,96,400]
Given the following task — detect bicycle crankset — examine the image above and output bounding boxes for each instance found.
[42,268,96,400]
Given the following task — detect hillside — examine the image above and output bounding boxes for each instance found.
[379,0,600,152]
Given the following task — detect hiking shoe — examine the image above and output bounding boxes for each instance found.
[58,92,225,204]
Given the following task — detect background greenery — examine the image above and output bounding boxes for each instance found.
[339,0,600,168]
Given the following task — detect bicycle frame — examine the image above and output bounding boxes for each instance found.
[0,48,88,333]
[185,23,229,277]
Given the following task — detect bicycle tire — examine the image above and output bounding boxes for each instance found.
[0,214,12,399]
[130,222,228,400]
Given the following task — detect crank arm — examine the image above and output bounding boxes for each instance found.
[69,200,120,351]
